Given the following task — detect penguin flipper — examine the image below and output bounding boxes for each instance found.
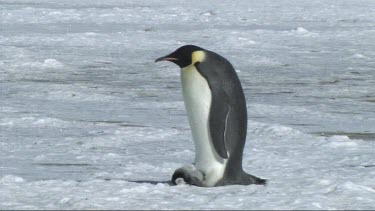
[195,62,229,159]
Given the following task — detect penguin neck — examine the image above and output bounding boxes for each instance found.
[192,50,206,64]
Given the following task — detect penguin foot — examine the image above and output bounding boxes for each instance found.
[171,165,205,187]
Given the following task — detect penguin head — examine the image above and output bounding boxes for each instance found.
[155,45,204,68]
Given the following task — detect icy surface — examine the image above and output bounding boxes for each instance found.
[1,0,375,209]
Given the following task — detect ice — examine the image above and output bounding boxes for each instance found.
[1,0,375,210]
[323,135,360,147]
[292,27,311,34]
[351,53,368,59]
[42,59,64,68]
[1,175,25,183]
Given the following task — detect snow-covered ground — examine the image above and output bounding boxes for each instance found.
[1,0,375,209]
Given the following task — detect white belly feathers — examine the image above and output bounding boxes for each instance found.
[181,64,227,186]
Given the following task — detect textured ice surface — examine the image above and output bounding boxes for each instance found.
[1,0,375,209]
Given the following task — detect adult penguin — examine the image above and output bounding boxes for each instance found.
[156,45,266,187]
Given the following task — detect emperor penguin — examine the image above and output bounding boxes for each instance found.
[155,45,266,187]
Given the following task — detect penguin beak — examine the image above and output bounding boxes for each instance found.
[155,56,178,63]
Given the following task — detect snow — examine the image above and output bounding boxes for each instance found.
[1,0,375,209]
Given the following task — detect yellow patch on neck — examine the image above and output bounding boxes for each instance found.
[192,50,206,64]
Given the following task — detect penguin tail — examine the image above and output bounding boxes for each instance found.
[245,173,267,186]
[254,176,267,185]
